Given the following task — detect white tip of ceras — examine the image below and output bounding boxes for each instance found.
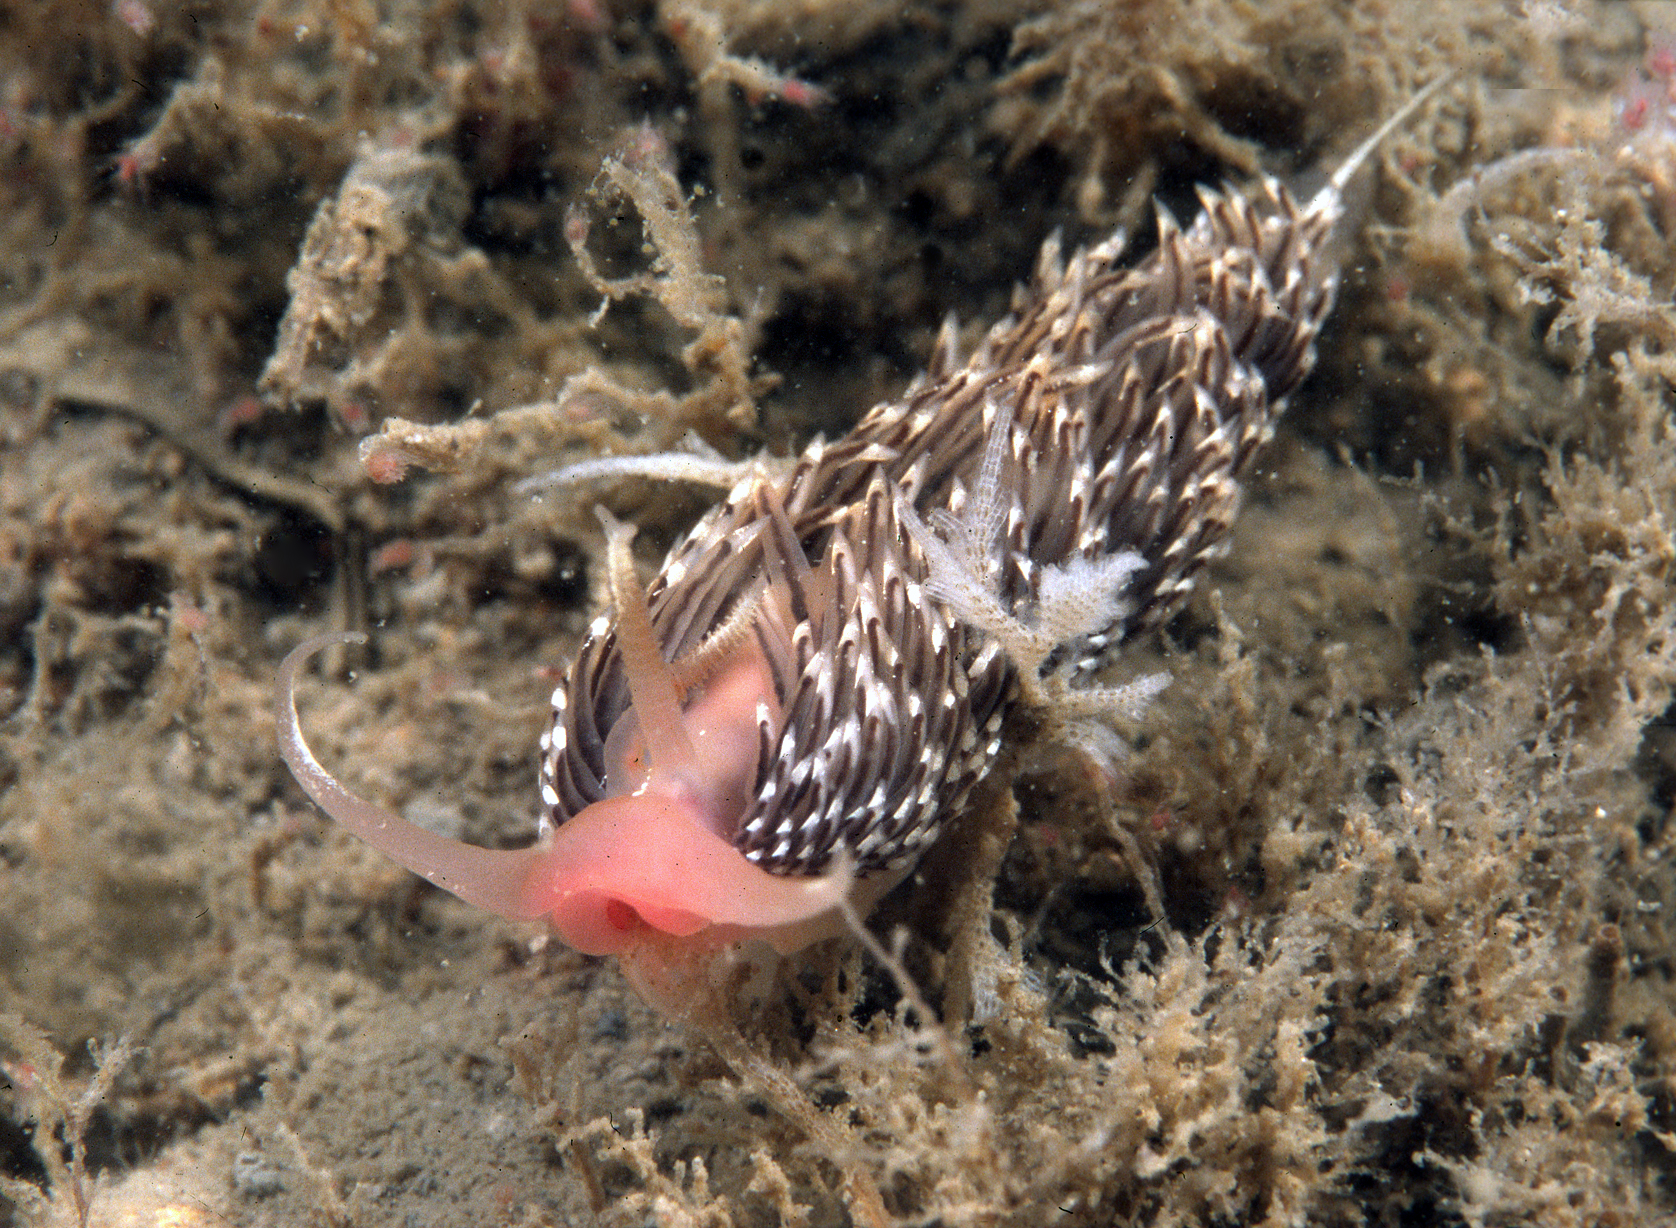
[927,311,964,378]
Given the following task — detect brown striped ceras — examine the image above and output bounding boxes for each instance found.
[278,81,1445,977]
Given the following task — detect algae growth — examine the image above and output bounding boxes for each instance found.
[0,1,1673,1225]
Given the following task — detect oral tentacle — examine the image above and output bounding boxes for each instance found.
[277,632,549,921]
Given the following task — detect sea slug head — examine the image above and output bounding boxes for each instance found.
[278,618,854,957]
[523,503,865,956]
[519,787,856,958]
[274,505,858,974]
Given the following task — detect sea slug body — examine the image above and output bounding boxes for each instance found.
[278,83,1444,973]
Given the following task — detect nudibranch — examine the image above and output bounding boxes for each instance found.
[277,82,1445,972]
